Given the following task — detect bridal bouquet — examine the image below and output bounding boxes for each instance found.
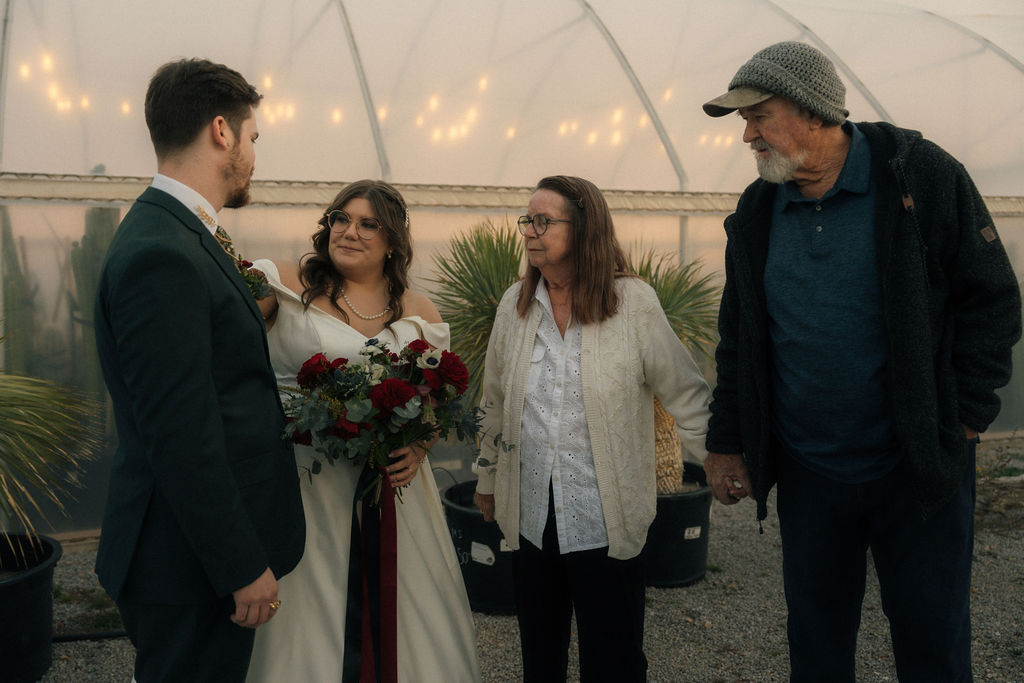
[281,338,481,500]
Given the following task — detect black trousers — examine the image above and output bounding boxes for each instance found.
[117,592,255,682]
[777,445,976,683]
[513,496,647,682]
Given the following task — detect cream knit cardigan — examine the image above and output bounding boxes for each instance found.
[474,277,712,560]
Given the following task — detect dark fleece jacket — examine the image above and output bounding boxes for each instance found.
[706,121,1021,521]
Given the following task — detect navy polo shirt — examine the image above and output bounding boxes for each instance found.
[764,122,899,483]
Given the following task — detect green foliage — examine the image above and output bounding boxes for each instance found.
[0,371,102,538]
[628,248,720,359]
[429,220,523,407]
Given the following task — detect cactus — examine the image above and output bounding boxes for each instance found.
[69,204,117,397]
[1,205,35,375]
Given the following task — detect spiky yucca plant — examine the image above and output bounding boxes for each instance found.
[629,248,719,358]
[0,356,101,543]
[628,248,720,493]
[429,220,523,408]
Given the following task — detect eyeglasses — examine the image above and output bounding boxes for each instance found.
[326,210,384,240]
[517,214,570,236]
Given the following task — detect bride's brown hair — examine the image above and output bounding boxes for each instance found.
[299,179,413,326]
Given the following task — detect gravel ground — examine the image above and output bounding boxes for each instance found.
[42,439,1024,682]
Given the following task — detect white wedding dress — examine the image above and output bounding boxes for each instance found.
[246,260,481,683]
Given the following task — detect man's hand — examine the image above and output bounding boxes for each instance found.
[230,567,279,628]
[704,452,752,505]
[474,492,495,522]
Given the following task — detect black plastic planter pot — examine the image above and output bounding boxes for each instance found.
[0,533,63,683]
[642,462,713,587]
[441,480,516,615]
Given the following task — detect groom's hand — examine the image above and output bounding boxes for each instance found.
[231,567,279,628]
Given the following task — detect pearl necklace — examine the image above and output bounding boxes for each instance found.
[340,288,391,320]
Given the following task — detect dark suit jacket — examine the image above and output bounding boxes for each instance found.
[94,186,305,604]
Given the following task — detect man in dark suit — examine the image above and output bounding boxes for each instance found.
[94,58,305,682]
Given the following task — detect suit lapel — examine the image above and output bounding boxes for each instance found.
[138,187,265,326]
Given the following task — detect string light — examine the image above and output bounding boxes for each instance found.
[41,53,53,72]
[506,127,516,139]
[478,76,488,92]
[19,64,30,79]
[377,106,388,121]
[263,76,273,90]
[428,96,439,112]
[121,100,131,115]
[662,87,673,102]
[331,108,343,124]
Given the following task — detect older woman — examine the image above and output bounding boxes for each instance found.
[474,175,712,681]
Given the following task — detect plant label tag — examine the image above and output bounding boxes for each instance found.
[471,541,496,565]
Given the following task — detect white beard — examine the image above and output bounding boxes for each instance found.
[752,141,806,184]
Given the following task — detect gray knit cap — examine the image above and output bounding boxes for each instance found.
[703,41,849,124]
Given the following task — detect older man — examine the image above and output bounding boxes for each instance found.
[701,41,1020,681]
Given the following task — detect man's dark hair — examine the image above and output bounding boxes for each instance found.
[144,58,262,158]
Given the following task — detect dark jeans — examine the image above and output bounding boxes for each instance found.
[776,446,975,683]
[513,497,647,682]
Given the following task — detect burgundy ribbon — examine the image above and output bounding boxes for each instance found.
[343,465,399,683]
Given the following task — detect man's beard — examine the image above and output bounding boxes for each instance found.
[223,146,252,209]
[751,140,806,184]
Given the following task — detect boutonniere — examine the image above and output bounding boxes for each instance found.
[235,258,272,300]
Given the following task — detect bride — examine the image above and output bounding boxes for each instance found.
[245,180,480,682]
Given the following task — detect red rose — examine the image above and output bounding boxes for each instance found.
[297,353,332,389]
[369,378,418,417]
[331,357,348,370]
[407,339,430,354]
[286,418,313,445]
[435,350,469,394]
[422,369,443,391]
[327,410,362,440]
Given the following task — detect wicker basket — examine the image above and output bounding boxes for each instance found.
[654,396,686,494]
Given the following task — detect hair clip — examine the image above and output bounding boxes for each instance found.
[577,197,584,209]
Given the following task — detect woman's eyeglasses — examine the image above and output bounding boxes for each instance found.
[326,210,384,240]
[517,214,570,236]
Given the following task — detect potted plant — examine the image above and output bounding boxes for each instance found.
[0,334,102,682]
[430,220,523,613]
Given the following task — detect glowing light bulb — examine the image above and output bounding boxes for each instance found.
[587,131,598,145]
[47,83,59,100]
[611,130,622,146]
[612,108,623,124]
[478,76,488,92]
[638,114,649,128]
[428,96,439,112]
[432,128,442,142]
[121,100,132,115]
[378,106,388,121]
[285,104,295,119]
[332,108,343,124]
[18,64,30,79]
[506,127,516,140]
[263,76,273,90]
[416,115,424,127]
[699,134,708,145]
[41,54,54,72]
[662,88,673,102]
[467,107,477,123]
[80,96,90,110]
[558,122,568,136]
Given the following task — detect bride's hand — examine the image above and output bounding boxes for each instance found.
[386,442,427,488]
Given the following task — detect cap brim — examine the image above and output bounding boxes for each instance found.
[702,86,774,117]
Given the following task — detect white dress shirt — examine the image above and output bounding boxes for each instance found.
[151,173,219,235]
[519,279,608,553]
